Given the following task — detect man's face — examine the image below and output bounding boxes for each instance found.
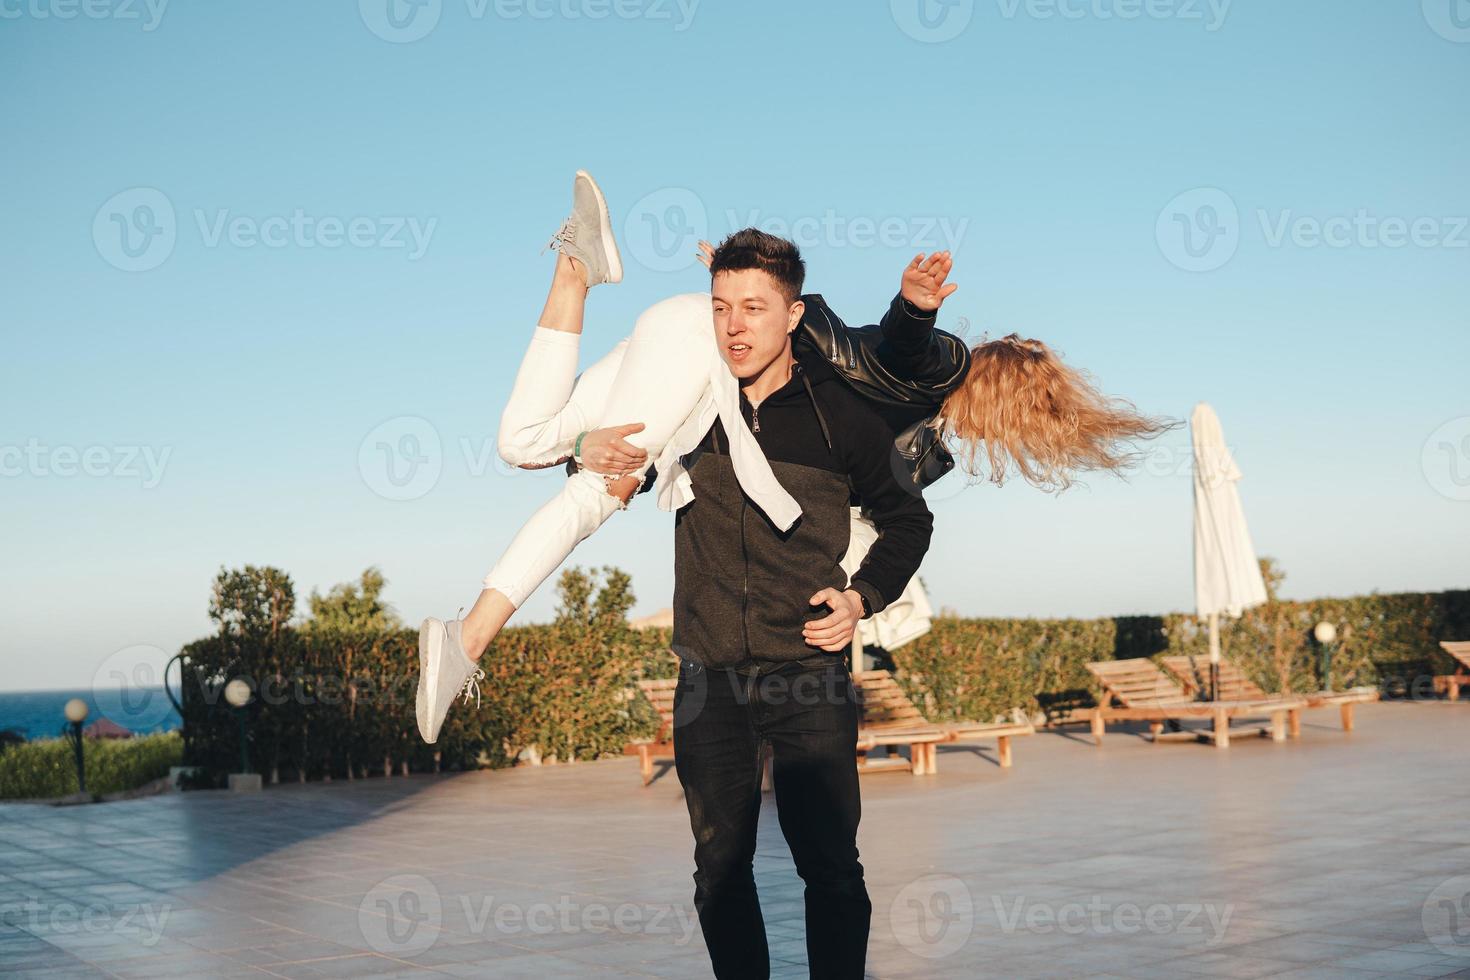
[711,269,802,381]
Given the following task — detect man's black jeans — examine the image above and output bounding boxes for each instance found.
[672,654,871,979]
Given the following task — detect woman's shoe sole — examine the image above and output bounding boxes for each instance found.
[576,168,623,285]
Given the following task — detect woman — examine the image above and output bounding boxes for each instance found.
[416,171,1170,743]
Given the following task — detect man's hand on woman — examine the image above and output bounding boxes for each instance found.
[579,423,648,476]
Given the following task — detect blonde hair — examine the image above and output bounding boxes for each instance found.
[937,334,1173,492]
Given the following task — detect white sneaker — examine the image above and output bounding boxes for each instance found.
[416,612,485,744]
[543,169,623,287]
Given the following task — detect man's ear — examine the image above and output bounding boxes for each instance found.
[787,299,805,334]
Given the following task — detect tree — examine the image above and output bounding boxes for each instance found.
[209,565,296,640]
[301,567,400,637]
[300,568,403,781]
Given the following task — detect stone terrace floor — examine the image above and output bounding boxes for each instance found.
[2,700,1468,979]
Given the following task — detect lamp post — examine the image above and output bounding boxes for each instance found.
[63,698,89,795]
[223,678,261,793]
[1314,621,1338,692]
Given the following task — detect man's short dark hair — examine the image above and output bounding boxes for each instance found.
[708,228,805,305]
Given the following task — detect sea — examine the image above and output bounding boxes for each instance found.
[0,688,181,741]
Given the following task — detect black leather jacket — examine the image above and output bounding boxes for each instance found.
[601,292,971,494]
[795,293,971,490]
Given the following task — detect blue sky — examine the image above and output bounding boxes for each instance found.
[3,0,1467,692]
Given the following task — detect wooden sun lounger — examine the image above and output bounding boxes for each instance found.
[624,670,1035,784]
[1084,658,1306,748]
[1159,654,1378,734]
[1433,641,1470,701]
[621,675,938,785]
[853,670,1035,776]
[624,678,678,786]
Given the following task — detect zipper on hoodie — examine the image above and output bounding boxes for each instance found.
[715,420,752,665]
[739,496,750,663]
[735,406,752,663]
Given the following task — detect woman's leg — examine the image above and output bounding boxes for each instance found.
[463,293,717,659]
[496,254,631,468]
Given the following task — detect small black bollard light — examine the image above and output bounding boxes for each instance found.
[1314,621,1338,692]
[63,698,89,795]
[223,679,261,792]
[223,679,252,773]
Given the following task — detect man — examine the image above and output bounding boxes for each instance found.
[586,244,968,663]
[669,229,933,978]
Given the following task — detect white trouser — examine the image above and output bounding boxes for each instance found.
[486,301,934,649]
[841,507,934,653]
[485,305,707,608]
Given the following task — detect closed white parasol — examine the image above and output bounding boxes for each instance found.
[1192,402,1269,699]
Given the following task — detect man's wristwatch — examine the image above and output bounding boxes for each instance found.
[856,591,872,619]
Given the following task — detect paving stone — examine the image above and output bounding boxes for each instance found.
[0,700,1463,977]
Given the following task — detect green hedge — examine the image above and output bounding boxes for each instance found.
[0,732,182,800]
[174,566,668,784]
[169,561,1467,784]
[891,581,1470,723]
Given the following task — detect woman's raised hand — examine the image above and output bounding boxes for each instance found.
[696,240,715,270]
[900,251,958,312]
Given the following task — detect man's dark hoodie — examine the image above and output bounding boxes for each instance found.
[671,341,934,670]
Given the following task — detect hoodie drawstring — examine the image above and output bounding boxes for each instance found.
[799,367,833,454]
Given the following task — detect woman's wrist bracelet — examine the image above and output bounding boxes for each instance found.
[573,431,588,464]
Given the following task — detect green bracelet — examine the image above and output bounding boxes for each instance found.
[573,431,588,464]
